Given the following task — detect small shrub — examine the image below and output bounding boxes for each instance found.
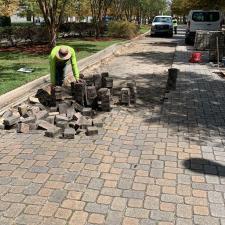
[59,22,96,37]
[0,26,49,46]
[108,21,138,39]
[0,16,11,27]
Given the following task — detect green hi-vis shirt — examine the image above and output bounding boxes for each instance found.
[49,45,79,85]
[172,19,178,27]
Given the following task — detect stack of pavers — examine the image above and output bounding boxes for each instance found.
[120,81,137,105]
[0,72,113,139]
[127,81,137,104]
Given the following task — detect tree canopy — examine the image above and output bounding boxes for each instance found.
[0,0,19,16]
[172,0,225,15]
[0,0,168,45]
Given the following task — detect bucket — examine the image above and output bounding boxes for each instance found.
[166,68,179,91]
[189,52,202,63]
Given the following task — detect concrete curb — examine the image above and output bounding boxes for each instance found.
[0,31,149,114]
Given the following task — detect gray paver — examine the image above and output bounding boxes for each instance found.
[150,210,175,222]
[140,219,156,225]
[23,183,42,195]
[123,190,145,199]
[49,189,67,203]
[15,214,43,225]
[105,211,123,225]
[3,203,25,218]
[85,203,108,214]
[144,196,159,210]
[118,178,133,190]
[125,207,149,218]
[161,194,184,204]
[194,215,220,225]
[209,204,225,218]
[88,178,104,190]
[208,191,224,204]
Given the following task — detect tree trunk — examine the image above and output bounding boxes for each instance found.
[49,26,57,48]
[32,14,35,24]
[94,19,100,38]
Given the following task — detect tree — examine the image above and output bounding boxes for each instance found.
[19,0,41,23]
[110,0,167,22]
[124,0,138,21]
[172,0,225,15]
[0,0,19,16]
[111,0,126,19]
[36,0,69,47]
[64,0,90,21]
[89,0,113,37]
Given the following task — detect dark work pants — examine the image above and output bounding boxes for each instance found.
[174,27,177,34]
[55,62,67,86]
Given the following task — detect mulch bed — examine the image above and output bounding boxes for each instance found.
[0,44,51,55]
[0,37,115,55]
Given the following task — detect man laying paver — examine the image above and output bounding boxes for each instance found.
[49,45,80,88]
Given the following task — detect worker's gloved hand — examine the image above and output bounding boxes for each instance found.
[50,85,55,96]
[75,79,82,83]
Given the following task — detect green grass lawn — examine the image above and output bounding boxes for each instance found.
[0,38,122,95]
[139,25,150,34]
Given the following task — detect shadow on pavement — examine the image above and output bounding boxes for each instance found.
[183,158,225,177]
[141,68,225,146]
[112,72,167,111]
[126,51,174,66]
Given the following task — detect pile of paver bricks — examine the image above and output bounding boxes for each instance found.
[0,73,137,139]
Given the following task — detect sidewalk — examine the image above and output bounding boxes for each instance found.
[0,36,225,225]
[160,44,225,225]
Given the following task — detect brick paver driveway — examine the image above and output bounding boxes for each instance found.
[1,28,225,225]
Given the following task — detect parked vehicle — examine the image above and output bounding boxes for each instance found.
[185,10,223,44]
[150,16,173,37]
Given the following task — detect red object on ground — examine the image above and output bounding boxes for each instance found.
[189,52,202,63]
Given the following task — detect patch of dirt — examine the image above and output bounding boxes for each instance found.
[152,42,177,47]
[0,44,51,55]
[83,37,114,42]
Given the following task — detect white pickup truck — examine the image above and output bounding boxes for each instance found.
[185,10,224,44]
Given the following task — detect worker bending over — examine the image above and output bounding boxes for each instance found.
[49,45,80,89]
